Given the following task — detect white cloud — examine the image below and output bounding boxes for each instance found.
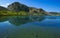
[0,3,10,7]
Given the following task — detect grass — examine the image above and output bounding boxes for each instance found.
[0,10,46,16]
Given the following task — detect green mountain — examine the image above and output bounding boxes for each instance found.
[50,12,59,14]
[0,6,8,11]
[0,6,9,15]
[0,2,54,16]
[7,2,48,15]
[49,12,60,16]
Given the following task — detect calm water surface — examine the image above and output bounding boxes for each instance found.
[0,16,60,38]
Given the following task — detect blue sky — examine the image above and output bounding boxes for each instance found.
[0,0,60,12]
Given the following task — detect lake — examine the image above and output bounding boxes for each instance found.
[0,16,60,38]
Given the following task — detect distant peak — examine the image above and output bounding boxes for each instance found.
[12,2,20,4]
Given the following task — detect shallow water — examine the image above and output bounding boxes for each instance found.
[0,16,60,38]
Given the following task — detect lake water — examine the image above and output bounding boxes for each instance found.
[0,16,60,38]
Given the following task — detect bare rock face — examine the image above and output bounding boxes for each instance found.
[8,2,29,12]
[29,7,48,15]
[29,7,45,13]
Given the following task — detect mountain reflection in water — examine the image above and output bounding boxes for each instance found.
[0,16,60,38]
[0,16,45,26]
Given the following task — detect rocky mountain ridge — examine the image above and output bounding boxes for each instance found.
[0,2,59,15]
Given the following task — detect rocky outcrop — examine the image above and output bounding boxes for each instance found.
[8,2,29,12]
[29,7,45,13]
[29,7,48,15]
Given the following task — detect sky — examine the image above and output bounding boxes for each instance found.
[0,0,60,12]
